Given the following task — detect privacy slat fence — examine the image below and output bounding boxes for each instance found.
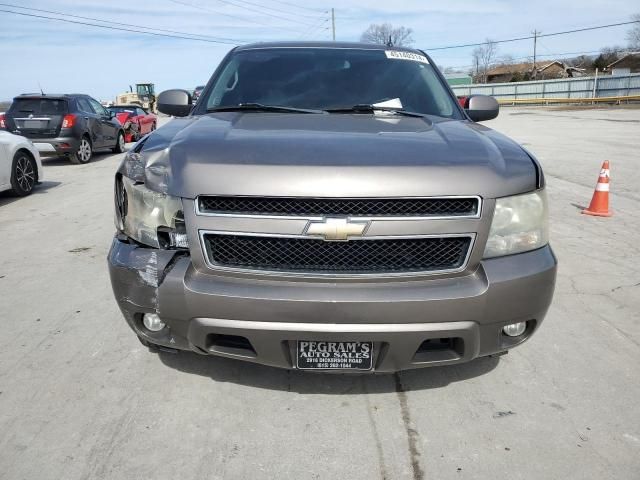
[451,73,640,104]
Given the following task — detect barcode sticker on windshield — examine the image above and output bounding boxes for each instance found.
[385,50,429,64]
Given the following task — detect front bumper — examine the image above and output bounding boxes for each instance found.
[108,236,557,372]
[31,136,79,157]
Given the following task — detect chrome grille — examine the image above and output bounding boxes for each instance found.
[198,196,479,218]
[202,234,472,274]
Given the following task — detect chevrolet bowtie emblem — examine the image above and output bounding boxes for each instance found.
[306,218,368,241]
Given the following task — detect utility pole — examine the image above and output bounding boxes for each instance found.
[331,8,335,41]
[532,29,540,79]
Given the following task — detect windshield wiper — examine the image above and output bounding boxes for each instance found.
[207,103,325,114]
[326,104,426,118]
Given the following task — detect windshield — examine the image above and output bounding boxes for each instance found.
[202,48,460,118]
[136,84,154,96]
[109,106,136,114]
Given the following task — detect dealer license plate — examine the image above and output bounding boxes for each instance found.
[296,341,373,370]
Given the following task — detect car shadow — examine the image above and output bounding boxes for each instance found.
[42,148,128,166]
[40,150,120,167]
[0,180,62,207]
[157,350,500,394]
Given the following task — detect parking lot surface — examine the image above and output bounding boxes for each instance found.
[1,107,639,480]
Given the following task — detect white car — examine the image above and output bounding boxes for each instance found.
[0,130,43,196]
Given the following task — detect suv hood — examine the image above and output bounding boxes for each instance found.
[134,112,537,199]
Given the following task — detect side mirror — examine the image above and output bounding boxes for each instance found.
[157,89,193,117]
[464,95,499,122]
[108,110,116,119]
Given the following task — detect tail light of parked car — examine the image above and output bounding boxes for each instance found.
[61,114,77,128]
[0,113,5,129]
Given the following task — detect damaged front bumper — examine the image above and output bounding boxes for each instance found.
[108,234,188,349]
[108,235,557,372]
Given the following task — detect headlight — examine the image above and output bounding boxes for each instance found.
[121,151,146,182]
[483,190,548,258]
[115,175,188,249]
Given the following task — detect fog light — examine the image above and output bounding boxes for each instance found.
[143,313,165,332]
[503,321,527,337]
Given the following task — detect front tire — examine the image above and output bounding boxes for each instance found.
[10,151,37,196]
[71,136,92,164]
[112,131,125,153]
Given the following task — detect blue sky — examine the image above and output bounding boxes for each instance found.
[0,0,637,101]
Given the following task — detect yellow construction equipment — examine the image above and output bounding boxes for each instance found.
[115,83,157,113]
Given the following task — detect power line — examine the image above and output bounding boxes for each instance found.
[0,9,241,44]
[298,17,329,40]
[167,0,275,29]
[265,0,327,13]
[0,3,249,43]
[208,0,324,28]
[166,0,308,35]
[214,0,327,19]
[425,20,640,51]
[300,25,330,41]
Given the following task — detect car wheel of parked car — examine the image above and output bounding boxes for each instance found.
[10,151,37,196]
[71,136,93,164]
[113,131,125,153]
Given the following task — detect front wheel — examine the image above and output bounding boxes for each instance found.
[70,136,92,164]
[10,151,37,196]
[112,131,125,153]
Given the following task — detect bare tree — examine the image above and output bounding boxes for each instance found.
[471,39,498,83]
[471,46,482,79]
[360,24,414,47]
[566,55,592,69]
[627,14,640,49]
[498,54,515,65]
[593,46,623,70]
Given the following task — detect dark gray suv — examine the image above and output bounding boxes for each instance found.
[108,42,557,373]
[1,94,125,164]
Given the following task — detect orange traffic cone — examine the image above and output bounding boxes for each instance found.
[582,160,612,217]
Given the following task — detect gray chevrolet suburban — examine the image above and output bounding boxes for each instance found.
[108,42,557,372]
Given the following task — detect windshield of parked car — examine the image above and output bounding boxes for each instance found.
[203,47,461,118]
[109,106,136,114]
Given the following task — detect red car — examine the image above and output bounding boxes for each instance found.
[456,96,468,108]
[108,105,157,143]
